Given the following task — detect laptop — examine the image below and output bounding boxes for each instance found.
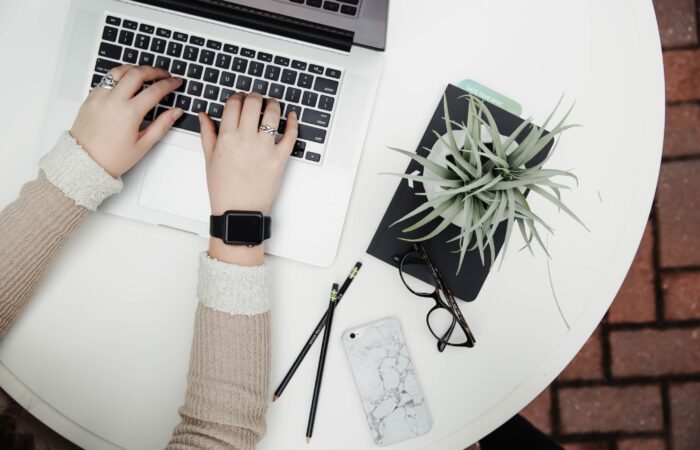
[38,0,387,267]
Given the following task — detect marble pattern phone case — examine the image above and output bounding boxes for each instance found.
[342,317,432,446]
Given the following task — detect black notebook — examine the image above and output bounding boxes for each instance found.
[367,83,552,301]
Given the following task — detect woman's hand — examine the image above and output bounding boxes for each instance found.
[199,92,298,266]
[70,65,184,178]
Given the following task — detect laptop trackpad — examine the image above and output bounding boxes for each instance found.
[138,145,210,223]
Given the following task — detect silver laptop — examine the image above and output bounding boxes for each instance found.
[38,0,387,267]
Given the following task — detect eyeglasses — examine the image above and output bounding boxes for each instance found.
[394,243,476,352]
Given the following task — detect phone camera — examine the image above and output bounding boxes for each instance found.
[349,333,356,339]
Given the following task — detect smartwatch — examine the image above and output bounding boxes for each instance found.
[210,210,271,246]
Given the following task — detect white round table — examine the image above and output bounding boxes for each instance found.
[0,0,664,449]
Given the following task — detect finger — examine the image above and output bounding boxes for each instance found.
[113,66,170,99]
[276,110,299,153]
[219,92,245,135]
[132,77,182,115]
[238,92,264,134]
[259,98,281,137]
[198,112,217,162]
[137,108,184,151]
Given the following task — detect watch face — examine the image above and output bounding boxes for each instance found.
[225,212,264,245]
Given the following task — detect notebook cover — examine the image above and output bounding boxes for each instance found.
[366,84,552,302]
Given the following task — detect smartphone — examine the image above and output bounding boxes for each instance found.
[341,317,432,446]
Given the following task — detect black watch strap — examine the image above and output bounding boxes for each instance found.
[210,211,271,245]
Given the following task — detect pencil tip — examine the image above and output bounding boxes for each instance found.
[306,437,311,444]
[272,395,278,402]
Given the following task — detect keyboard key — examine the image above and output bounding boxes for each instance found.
[224,44,239,54]
[207,40,222,50]
[102,26,118,42]
[305,152,321,162]
[106,16,121,26]
[208,102,224,118]
[173,32,188,42]
[313,77,338,95]
[187,64,204,80]
[280,69,298,85]
[184,45,199,61]
[257,52,273,62]
[306,0,322,7]
[248,61,264,77]
[91,73,102,88]
[318,95,335,111]
[154,56,170,70]
[187,80,204,95]
[285,87,302,103]
[278,101,286,114]
[190,35,205,46]
[269,83,284,99]
[145,107,156,121]
[252,79,268,95]
[241,48,256,58]
[167,42,183,57]
[340,4,357,15]
[203,68,219,83]
[123,19,138,30]
[95,58,120,74]
[292,60,307,70]
[302,91,318,107]
[169,109,200,133]
[199,50,215,65]
[236,75,252,90]
[220,88,235,102]
[135,34,150,50]
[192,99,208,113]
[171,59,187,76]
[156,28,171,38]
[337,0,359,3]
[323,1,339,12]
[292,140,306,157]
[277,119,286,133]
[232,57,248,73]
[220,71,236,87]
[298,73,313,89]
[302,109,331,127]
[309,64,324,75]
[151,38,167,54]
[160,92,175,107]
[204,85,220,101]
[139,24,155,34]
[286,104,303,118]
[264,65,280,81]
[100,42,123,61]
[215,53,232,69]
[139,52,155,66]
[118,30,134,46]
[325,68,341,79]
[274,56,290,66]
[176,95,192,110]
[290,0,304,3]
[123,48,138,64]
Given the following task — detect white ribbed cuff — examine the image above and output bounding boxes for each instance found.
[197,252,270,316]
[39,132,123,211]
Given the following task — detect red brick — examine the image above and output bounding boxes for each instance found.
[662,271,700,320]
[670,382,700,450]
[652,0,698,48]
[609,221,656,323]
[563,442,611,450]
[558,386,663,433]
[664,50,700,102]
[618,437,666,450]
[559,328,604,380]
[657,160,700,268]
[611,328,700,377]
[520,387,552,434]
[663,104,700,159]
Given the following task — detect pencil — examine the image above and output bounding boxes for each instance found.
[273,262,362,401]
[305,283,339,443]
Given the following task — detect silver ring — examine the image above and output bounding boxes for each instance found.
[258,124,280,138]
[96,73,118,90]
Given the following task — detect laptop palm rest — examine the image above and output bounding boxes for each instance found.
[138,144,210,224]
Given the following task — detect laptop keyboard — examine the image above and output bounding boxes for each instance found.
[90,14,344,165]
[284,0,361,17]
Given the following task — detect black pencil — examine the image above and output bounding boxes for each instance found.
[273,262,362,401]
[305,283,338,443]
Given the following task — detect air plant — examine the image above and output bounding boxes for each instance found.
[387,94,588,274]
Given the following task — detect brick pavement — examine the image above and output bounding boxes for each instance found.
[518,1,700,449]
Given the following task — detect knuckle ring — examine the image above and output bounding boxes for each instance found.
[96,73,118,91]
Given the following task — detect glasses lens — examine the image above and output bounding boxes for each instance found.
[399,251,436,295]
[427,306,470,345]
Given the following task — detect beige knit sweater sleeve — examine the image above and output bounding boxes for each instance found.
[0,133,270,449]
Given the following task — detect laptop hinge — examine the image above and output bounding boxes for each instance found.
[131,0,354,52]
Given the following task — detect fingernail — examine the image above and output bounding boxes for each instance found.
[172,108,184,120]
[290,111,297,119]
